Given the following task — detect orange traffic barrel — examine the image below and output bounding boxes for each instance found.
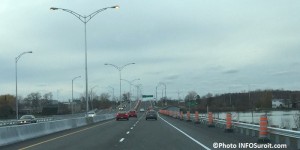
[207,112,215,127]
[257,115,271,143]
[225,113,233,132]
[187,111,191,122]
[194,111,199,124]
[180,111,183,120]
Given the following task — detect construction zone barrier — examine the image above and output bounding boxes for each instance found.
[257,115,271,143]
[186,111,191,122]
[224,113,233,132]
[176,111,180,119]
[158,109,299,149]
[207,112,215,127]
[180,111,183,120]
[194,111,199,124]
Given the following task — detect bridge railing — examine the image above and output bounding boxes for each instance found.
[159,110,300,149]
[0,113,115,147]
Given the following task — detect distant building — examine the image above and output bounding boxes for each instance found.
[272,99,292,108]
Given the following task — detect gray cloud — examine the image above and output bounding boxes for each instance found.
[163,75,179,81]
[1,0,300,100]
[223,69,239,74]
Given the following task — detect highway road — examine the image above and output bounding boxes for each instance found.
[1,101,260,150]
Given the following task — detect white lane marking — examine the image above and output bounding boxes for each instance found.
[130,127,133,130]
[159,114,211,150]
[119,138,125,142]
[126,131,130,134]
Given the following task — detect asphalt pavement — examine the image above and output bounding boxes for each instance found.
[1,101,272,150]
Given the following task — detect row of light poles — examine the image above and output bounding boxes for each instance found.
[121,78,140,109]
[50,5,119,116]
[16,5,138,118]
[104,63,135,104]
[156,82,167,100]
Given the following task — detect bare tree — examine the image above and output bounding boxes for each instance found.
[24,92,42,113]
[294,111,300,128]
[184,91,198,101]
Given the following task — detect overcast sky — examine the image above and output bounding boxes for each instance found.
[1,0,300,101]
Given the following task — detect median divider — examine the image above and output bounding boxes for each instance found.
[186,111,191,122]
[207,112,215,127]
[194,111,199,124]
[159,109,299,149]
[224,113,233,132]
[0,113,115,147]
[257,115,271,143]
[180,111,183,120]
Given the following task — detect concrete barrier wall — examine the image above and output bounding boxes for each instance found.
[0,113,114,147]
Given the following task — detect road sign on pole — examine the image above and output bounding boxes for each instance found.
[142,95,153,98]
[186,101,197,106]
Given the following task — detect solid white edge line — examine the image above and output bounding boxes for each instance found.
[159,114,211,150]
[119,138,125,142]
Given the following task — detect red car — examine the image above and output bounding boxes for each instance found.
[128,110,137,118]
[116,111,129,121]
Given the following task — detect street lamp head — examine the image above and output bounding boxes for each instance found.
[131,63,135,65]
[104,63,108,65]
[111,5,120,9]
[50,7,59,10]
[28,51,33,53]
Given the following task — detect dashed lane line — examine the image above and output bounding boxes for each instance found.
[119,138,125,143]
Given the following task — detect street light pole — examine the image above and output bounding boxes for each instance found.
[121,78,140,109]
[135,84,142,100]
[72,76,81,114]
[158,82,167,98]
[90,85,98,110]
[249,85,253,123]
[50,5,119,116]
[15,51,32,120]
[104,63,135,104]
[155,86,158,101]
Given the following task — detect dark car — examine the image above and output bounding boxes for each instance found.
[146,110,157,120]
[128,110,137,118]
[116,111,129,121]
[18,115,37,125]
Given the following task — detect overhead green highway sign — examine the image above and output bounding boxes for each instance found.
[142,95,153,98]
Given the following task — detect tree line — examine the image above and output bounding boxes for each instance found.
[0,91,117,119]
[157,89,300,113]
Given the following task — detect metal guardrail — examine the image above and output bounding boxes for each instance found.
[0,108,114,127]
[0,117,54,127]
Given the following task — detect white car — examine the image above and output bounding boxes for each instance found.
[87,111,96,117]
